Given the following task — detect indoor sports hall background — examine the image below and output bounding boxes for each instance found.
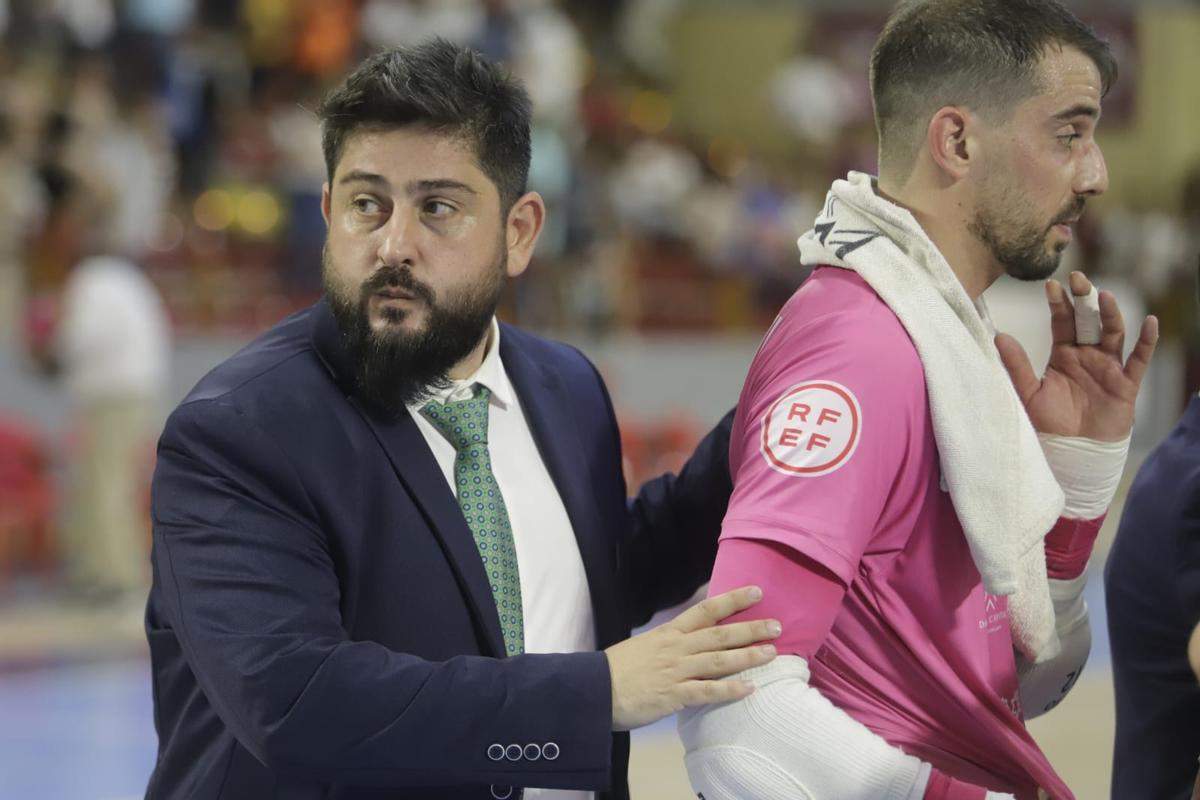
[2,1,1199,797]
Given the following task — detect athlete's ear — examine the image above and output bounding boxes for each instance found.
[926,105,974,180]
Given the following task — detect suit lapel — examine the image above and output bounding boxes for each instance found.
[310,302,507,657]
[362,412,508,657]
[500,329,621,646]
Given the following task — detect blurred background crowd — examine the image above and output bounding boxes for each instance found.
[0,1,1199,798]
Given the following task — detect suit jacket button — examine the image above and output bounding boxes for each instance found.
[523,743,541,761]
[505,744,523,761]
[487,744,505,761]
[490,785,514,799]
[542,742,560,761]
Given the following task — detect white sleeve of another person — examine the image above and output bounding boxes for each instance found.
[678,656,1017,799]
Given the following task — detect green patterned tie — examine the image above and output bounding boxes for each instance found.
[422,386,524,656]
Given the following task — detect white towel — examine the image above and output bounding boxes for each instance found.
[796,172,1064,662]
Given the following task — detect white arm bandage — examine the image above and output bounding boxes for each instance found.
[678,657,1016,799]
[1038,433,1128,518]
[1017,572,1090,719]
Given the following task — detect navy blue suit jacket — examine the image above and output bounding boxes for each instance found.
[1106,395,1200,799]
[145,300,733,800]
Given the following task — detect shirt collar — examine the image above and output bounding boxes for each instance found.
[407,317,514,411]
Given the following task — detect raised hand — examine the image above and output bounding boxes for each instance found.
[605,586,780,731]
[995,271,1158,441]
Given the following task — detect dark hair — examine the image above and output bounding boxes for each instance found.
[318,38,532,211]
[870,0,1117,179]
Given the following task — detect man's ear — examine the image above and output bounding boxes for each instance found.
[926,106,975,180]
[502,191,546,279]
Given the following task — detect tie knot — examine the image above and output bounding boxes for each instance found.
[422,385,492,449]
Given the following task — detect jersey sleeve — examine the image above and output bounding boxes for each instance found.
[721,306,927,587]
[708,537,847,658]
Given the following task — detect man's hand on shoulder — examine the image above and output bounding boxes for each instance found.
[605,586,780,731]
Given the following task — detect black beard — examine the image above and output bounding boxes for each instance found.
[970,196,1086,282]
[971,215,1064,281]
[323,253,504,418]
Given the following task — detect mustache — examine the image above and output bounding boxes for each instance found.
[361,264,436,306]
[1051,197,1087,227]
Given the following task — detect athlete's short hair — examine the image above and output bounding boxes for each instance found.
[871,0,1116,180]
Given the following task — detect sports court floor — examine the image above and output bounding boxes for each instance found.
[0,574,1115,800]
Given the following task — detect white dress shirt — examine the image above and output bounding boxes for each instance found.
[407,319,597,800]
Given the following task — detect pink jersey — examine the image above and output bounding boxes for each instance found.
[716,267,1070,799]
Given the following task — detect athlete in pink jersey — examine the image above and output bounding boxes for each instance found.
[707,268,1091,797]
[678,2,1159,799]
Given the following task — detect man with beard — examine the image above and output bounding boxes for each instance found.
[679,2,1157,799]
[144,40,779,800]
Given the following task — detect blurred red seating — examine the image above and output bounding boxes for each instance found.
[617,412,703,489]
[0,416,55,573]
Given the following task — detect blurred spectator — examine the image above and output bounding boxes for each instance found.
[360,0,484,51]
[1100,164,1200,412]
[264,72,327,294]
[616,0,682,82]
[507,0,586,127]
[52,0,115,49]
[291,0,358,77]
[68,58,175,259]
[0,108,46,344]
[769,55,857,147]
[29,163,169,604]
[124,0,195,37]
[609,136,704,238]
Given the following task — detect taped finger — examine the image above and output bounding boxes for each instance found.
[1073,284,1101,345]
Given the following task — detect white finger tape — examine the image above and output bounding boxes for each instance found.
[1073,284,1101,345]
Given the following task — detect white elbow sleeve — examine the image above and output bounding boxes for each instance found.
[1017,573,1092,718]
[678,656,931,800]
